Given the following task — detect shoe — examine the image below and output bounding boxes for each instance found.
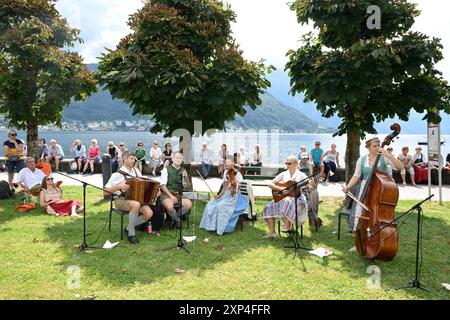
[281,225,292,232]
[262,233,277,239]
[124,228,139,244]
[89,172,95,175]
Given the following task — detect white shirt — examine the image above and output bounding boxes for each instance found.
[274,170,307,184]
[105,165,142,195]
[253,152,263,163]
[14,167,45,189]
[238,152,248,164]
[150,147,162,160]
[223,170,243,183]
[200,148,213,164]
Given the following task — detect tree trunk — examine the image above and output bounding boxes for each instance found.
[179,135,193,191]
[26,118,39,161]
[345,127,361,183]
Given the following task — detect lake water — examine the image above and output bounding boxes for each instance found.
[1,130,449,165]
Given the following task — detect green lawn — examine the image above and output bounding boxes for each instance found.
[0,187,449,300]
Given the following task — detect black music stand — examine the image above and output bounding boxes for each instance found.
[56,171,110,255]
[159,173,189,253]
[367,195,437,295]
[391,195,437,295]
[274,174,317,259]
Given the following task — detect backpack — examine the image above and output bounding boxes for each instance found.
[0,180,14,199]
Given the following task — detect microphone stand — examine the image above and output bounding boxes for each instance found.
[276,173,319,259]
[56,171,114,255]
[365,194,436,295]
[385,195,436,295]
[160,169,189,253]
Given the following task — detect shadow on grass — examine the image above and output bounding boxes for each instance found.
[42,190,280,290]
[322,199,450,299]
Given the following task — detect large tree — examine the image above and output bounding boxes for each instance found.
[98,0,272,147]
[0,0,97,159]
[286,0,450,181]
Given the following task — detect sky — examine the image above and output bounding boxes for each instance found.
[56,0,450,80]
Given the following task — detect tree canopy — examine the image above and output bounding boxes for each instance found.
[98,0,273,137]
[0,0,97,158]
[286,0,450,179]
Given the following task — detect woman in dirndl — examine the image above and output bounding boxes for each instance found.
[262,155,308,239]
[342,137,404,231]
[39,175,83,217]
[200,157,248,235]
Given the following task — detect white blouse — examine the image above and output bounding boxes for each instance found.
[274,170,307,184]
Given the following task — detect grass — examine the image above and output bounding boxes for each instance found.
[0,187,449,300]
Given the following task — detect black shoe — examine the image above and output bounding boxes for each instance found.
[124,228,139,244]
[128,235,139,244]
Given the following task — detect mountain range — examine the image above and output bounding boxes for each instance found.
[266,68,450,134]
[60,64,333,133]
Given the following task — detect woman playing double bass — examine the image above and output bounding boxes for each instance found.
[342,137,404,232]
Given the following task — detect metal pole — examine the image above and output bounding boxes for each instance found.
[427,123,432,198]
[437,124,443,205]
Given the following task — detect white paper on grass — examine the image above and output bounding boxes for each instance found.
[309,247,332,258]
[183,236,197,243]
[442,283,450,291]
[103,240,119,249]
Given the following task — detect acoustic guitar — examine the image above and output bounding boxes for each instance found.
[272,181,303,203]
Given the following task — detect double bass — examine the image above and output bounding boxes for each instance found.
[355,124,401,261]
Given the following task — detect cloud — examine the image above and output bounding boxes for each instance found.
[56,0,143,62]
[55,0,450,79]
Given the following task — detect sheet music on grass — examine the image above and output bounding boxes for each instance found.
[309,247,332,258]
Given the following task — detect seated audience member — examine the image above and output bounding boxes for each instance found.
[106,141,119,173]
[310,141,324,179]
[82,139,100,175]
[251,145,263,175]
[38,139,49,163]
[149,141,163,175]
[298,146,309,171]
[46,139,65,172]
[200,157,248,235]
[70,139,87,174]
[412,146,428,184]
[323,143,340,182]
[39,175,83,217]
[14,157,46,198]
[200,142,213,178]
[3,129,25,191]
[397,146,415,186]
[117,142,128,168]
[446,153,450,169]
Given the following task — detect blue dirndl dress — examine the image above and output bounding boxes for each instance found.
[200,189,249,235]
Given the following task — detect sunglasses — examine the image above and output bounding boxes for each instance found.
[10,134,17,136]
[285,162,292,165]
[46,178,54,181]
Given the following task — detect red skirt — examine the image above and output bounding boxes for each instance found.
[414,166,428,183]
[48,200,81,216]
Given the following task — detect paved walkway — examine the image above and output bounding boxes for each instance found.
[2,172,449,201]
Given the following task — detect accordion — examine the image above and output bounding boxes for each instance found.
[125,177,160,205]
